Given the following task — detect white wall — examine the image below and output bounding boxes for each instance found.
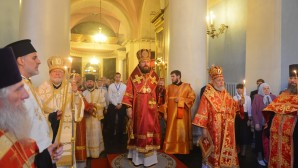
[19,0,71,86]
[281,0,298,90]
[208,0,247,85]
[246,0,281,95]
[0,0,19,46]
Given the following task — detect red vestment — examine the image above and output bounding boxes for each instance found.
[122,66,160,153]
[0,130,38,168]
[192,84,239,168]
[263,92,298,168]
[75,90,88,161]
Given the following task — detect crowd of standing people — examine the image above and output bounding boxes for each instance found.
[0,39,297,168]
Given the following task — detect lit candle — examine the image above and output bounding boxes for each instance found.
[68,57,73,63]
[206,16,210,25]
[243,79,246,85]
[210,11,215,25]
[294,70,298,91]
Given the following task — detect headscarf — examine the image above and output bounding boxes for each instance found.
[258,83,272,105]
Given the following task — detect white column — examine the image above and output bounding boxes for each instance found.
[167,0,207,91]
[0,0,19,46]
[19,0,70,85]
[167,0,207,106]
[166,0,207,139]
[246,0,281,95]
[116,50,126,76]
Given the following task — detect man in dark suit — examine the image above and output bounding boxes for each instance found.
[250,79,265,103]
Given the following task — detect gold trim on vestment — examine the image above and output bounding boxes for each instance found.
[134,133,160,139]
[2,132,34,168]
[23,78,48,119]
[75,146,86,150]
[56,155,73,167]
[124,92,133,98]
[127,145,160,153]
[0,133,14,159]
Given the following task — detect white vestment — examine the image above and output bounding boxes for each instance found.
[83,88,105,158]
[23,78,52,152]
[38,80,84,167]
[127,150,158,167]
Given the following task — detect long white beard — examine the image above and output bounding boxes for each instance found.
[0,100,32,140]
[214,85,225,91]
[50,76,63,85]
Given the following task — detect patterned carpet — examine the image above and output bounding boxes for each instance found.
[111,152,176,168]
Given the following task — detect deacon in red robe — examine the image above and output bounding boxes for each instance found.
[263,64,298,168]
[162,70,196,155]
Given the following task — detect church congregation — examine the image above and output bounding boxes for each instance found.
[0,39,297,168]
[1,1,298,167]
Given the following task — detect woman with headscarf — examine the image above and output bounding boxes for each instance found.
[252,83,276,166]
[233,83,252,157]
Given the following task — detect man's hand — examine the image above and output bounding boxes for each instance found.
[56,110,62,120]
[116,104,122,109]
[164,113,167,121]
[247,117,252,126]
[71,81,78,93]
[47,143,63,163]
[126,108,132,119]
[174,97,179,103]
[103,108,107,115]
[255,124,261,131]
[202,128,208,138]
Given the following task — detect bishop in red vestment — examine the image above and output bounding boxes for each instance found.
[193,66,239,168]
[122,49,160,167]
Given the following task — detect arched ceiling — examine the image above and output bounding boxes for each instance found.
[70,0,161,56]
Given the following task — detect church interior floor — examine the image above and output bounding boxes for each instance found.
[87,134,265,168]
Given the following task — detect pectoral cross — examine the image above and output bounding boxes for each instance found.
[149,76,158,84]
[281,103,291,114]
[133,75,143,84]
[148,98,156,108]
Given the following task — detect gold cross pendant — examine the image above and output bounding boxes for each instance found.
[148,98,156,108]
[133,75,143,84]
[149,76,158,84]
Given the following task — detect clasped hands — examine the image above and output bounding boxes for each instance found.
[48,143,63,163]
[71,81,78,93]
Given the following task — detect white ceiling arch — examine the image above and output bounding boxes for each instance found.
[70,0,146,39]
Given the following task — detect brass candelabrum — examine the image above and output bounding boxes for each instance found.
[155,57,167,78]
[207,24,229,39]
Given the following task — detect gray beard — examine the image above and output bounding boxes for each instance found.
[213,85,225,91]
[0,100,32,140]
[287,83,297,95]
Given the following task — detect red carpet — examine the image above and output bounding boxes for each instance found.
[91,157,109,168]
